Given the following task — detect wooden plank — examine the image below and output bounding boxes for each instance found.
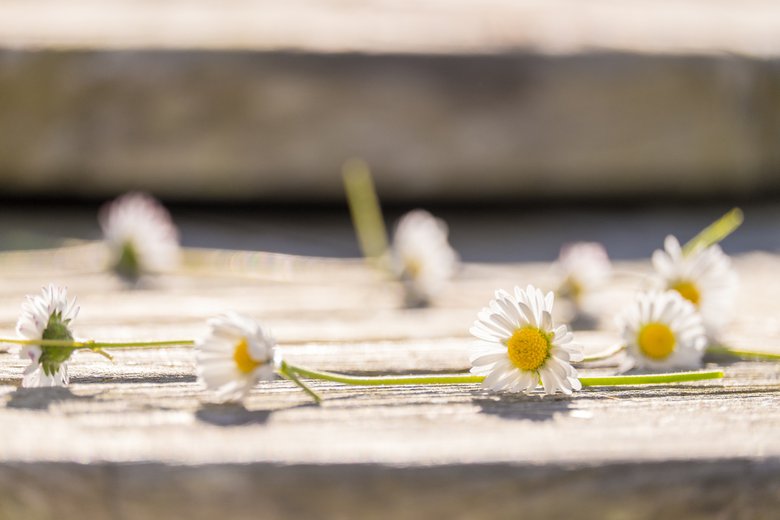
[0,248,779,517]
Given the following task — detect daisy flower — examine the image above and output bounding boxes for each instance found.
[617,290,707,370]
[554,241,611,308]
[99,192,180,280]
[391,209,459,307]
[652,235,737,335]
[15,284,80,387]
[195,313,277,401]
[469,285,584,395]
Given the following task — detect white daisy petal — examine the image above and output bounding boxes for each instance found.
[493,297,522,326]
[560,343,585,362]
[470,351,509,367]
[538,370,558,395]
[512,301,535,328]
[550,348,571,363]
[476,310,513,337]
[482,365,517,391]
[516,371,536,392]
[540,311,552,332]
[485,312,517,337]
[469,325,503,342]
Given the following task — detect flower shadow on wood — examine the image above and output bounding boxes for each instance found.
[195,403,273,426]
[6,387,94,410]
[475,393,573,422]
[72,375,196,385]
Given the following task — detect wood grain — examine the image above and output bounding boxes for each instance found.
[0,249,779,517]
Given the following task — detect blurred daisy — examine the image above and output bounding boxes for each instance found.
[554,242,611,309]
[196,312,277,401]
[99,192,180,281]
[470,285,584,395]
[652,235,737,335]
[392,209,459,307]
[16,284,80,388]
[618,290,707,370]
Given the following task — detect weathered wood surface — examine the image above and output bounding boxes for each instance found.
[0,247,779,518]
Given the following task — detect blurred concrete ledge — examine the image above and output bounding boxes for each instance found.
[3,1,780,56]
[1,460,779,519]
[0,1,779,201]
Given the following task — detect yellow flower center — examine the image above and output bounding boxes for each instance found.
[671,280,701,306]
[233,338,261,374]
[558,277,583,302]
[637,322,676,360]
[404,257,423,279]
[506,326,551,371]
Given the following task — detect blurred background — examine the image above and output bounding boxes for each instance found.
[1,0,780,259]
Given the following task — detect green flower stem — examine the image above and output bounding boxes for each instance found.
[578,370,723,386]
[342,159,390,263]
[287,364,484,386]
[0,338,195,349]
[284,363,724,388]
[706,345,780,361]
[682,207,743,256]
[279,362,323,403]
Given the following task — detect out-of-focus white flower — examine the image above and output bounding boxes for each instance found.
[391,209,459,307]
[617,290,707,370]
[99,192,180,280]
[652,235,737,335]
[554,242,611,309]
[196,312,277,402]
[470,285,584,395]
[16,284,80,387]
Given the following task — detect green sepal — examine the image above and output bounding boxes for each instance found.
[113,241,141,281]
[38,311,75,376]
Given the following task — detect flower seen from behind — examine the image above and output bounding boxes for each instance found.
[652,235,737,335]
[99,192,180,281]
[470,285,584,395]
[392,209,459,307]
[15,284,80,387]
[554,241,611,310]
[196,312,277,401]
[618,290,707,370]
